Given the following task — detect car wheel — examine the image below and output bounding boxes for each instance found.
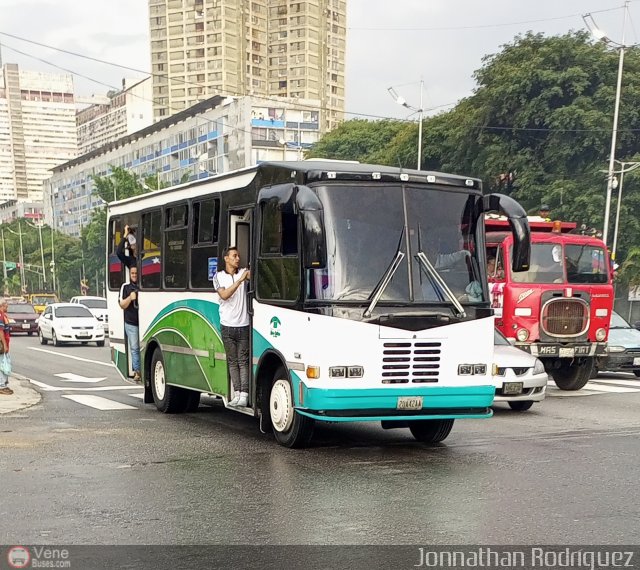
[409,419,455,443]
[52,330,61,347]
[634,371,640,378]
[96,340,105,347]
[508,400,534,411]
[38,328,48,345]
[28,332,34,336]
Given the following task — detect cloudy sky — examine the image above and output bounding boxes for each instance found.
[0,0,637,121]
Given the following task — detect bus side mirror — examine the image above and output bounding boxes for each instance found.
[296,186,327,269]
[484,193,531,273]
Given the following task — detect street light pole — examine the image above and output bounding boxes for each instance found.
[610,160,640,261]
[25,220,46,287]
[584,2,629,246]
[388,80,425,170]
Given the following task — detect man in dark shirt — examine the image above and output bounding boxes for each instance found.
[119,266,140,382]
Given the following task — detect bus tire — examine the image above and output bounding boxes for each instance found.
[552,358,593,391]
[409,419,454,444]
[508,400,534,411]
[269,367,314,448]
[150,348,189,413]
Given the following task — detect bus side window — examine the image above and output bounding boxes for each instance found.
[108,217,124,290]
[256,199,300,302]
[191,198,220,288]
[141,209,162,289]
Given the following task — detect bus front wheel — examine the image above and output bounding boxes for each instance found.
[150,348,190,413]
[269,369,314,448]
[409,419,454,444]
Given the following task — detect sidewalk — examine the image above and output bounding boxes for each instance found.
[0,375,41,414]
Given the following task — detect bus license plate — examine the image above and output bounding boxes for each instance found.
[559,347,574,358]
[397,396,423,410]
[503,382,523,395]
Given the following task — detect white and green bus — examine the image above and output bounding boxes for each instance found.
[107,160,529,447]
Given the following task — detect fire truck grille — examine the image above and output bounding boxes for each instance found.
[381,342,441,384]
[541,299,588,337]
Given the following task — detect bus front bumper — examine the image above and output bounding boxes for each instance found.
[295,385,495,423]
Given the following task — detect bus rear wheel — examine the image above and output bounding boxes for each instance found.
[150,348,191,413]
[551,358,593,391]
[269,368,314,448]
[409,419,454,444]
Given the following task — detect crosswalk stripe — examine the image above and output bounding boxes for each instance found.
[591,379,640,388]
[581,384,639,393]
[128,393,144,399]
[62,395,137,410]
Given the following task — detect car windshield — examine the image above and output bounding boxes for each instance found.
[610,312,630,329]
[79,299,107,309]
[32,296,56,305]
[494,329,510,346]
[8,304,36,314]
[55,306,93,318]
[306,183,485,305]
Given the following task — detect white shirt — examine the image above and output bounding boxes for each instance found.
[213,269,250,327]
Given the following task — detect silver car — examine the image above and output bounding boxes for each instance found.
[493,329,548,411]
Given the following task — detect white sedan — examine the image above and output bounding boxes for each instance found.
[38,303,106,347]
[493,329,548,411]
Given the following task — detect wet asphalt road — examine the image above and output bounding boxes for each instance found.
[2,335,640,547]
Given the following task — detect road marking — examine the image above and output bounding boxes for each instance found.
[592,379,640,388]
[62,394,137,410]
[582,384,639,393]
[28,347,114,368]
[128,393,144,399]
[55,373,106,383]
[29,379,139,392]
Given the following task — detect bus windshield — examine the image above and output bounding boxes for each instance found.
[307,184,485,304]
[511,243,609,284]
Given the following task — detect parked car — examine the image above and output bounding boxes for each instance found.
[493,329,548,411]
[69,295,108,334]
[594,311,640,377]
[6,302,38,335]
[38,303,105,347]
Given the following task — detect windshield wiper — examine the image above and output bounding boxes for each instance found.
[363,251,405,318]
[415,251,466,318]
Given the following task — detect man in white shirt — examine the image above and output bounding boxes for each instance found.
[212,246,251,407]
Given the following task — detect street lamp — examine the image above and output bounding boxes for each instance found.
[583,2,630,246]
[388,79,424,170]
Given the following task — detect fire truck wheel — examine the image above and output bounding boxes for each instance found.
[552,358,594,391]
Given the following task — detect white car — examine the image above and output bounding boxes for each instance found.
[493,329,548,411]
[38,303,105,347]
[70,295,108,334]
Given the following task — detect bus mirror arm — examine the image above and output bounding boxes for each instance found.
[483,193,531,273]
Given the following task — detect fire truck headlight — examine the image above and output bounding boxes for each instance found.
[516,328,529,342]
[595,328,607,341]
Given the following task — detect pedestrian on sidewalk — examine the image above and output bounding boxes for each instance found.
[0,299,13,395]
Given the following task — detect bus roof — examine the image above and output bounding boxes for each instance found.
[107,161,483,215]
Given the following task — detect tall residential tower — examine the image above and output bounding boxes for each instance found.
[149,0,345,131]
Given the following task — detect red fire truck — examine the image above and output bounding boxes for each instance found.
[486,216,614,390]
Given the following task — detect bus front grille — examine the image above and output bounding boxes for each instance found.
[381,342,441,384]
[541,299,589,337]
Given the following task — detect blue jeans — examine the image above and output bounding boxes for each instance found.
[124,322,140,373]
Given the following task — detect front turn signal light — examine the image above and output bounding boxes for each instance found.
[306,366,320,379]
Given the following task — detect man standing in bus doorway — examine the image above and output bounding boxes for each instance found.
[119,266,141,382]
[213,247,251,407]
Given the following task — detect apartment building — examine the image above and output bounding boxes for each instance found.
[45,94,321,237]
[77,78,154,156]
[0,64,77,203]
[149,0,345,131]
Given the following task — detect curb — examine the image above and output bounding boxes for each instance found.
[0,374,42,415]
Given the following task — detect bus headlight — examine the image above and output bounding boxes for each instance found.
[516,328,529,342]
[595,328,607,341]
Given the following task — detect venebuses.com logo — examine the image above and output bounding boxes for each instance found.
[6,546,30,569]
